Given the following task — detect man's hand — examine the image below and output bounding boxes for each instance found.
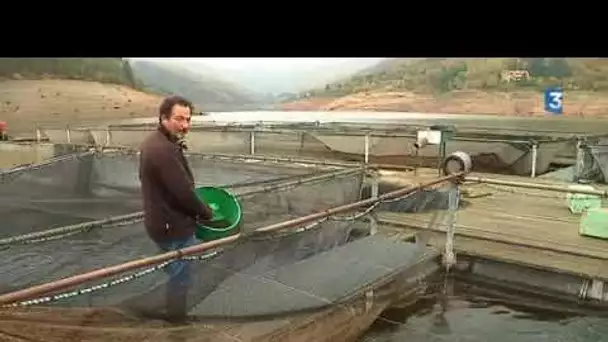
[195,214,212,226]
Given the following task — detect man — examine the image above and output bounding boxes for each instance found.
[139,95,213,322]
[0,121,7,141]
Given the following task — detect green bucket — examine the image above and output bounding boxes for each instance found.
[194,186,242,241]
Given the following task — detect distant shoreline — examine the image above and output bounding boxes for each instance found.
[279,90,608,119]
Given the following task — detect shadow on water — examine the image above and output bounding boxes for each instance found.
[360,274,608,342]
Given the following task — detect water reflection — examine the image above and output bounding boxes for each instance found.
[114,111,608,135]
[361,277,608,342]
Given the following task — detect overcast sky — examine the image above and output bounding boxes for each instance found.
[127,58,386,94]
[128,58,385,71]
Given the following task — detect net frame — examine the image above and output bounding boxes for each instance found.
[0,172,463,308]
[0,151,365,245]
[0,162,464,342]
[37,123,574,177]
[0,148,363,237]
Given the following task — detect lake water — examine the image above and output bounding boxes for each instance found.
[115,111,608,136]
[360,280,607,342]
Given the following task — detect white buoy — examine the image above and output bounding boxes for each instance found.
[441,151,473,175]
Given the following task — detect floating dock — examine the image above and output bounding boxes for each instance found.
[375,168,608,305]
[32,122,608,177]
[3,121,608,340]
[0,150,452,342]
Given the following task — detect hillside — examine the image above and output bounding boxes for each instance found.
[281,58,608,117]
[0,58,270,135]
[128,59,264,110]
[0,58,139,88]
[0,79,163,134]
[0,58,164,135]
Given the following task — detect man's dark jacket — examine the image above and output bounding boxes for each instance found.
[139,126,213,243]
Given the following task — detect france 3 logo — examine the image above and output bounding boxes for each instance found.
[544,87,563,115]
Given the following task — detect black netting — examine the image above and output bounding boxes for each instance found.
[0,149,467,342]
[576,144,608,184]
[0,161,365,317]
[0,154,471,342]
[0,226,437,342]
[0,151,327,238]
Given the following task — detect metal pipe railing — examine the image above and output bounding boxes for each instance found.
[0,167,363,246]
[466,176,608,197]
[41,124,575,145]
[104,148,416,172]
[42,120,606,139]
[0,151,95,178]
[255,173,463,233]
[189,152,415,171]
[0,172,464,306]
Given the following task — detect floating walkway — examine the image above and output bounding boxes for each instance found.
[376,168,608,306]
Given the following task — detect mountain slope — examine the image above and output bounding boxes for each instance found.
[128,59,264,110]
[0,58,164,134]
[0,79,163,134]
[0,58,139,87]
[281,58,608,117]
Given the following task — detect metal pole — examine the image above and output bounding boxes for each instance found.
[575,138,584,182]
[465,176,608,197]
[250,131,255,155]
[35,126,41,143]
[369,173,379,236]
[0,172,464,306]
[530,142,538,178]
[443,183,459,270]
[437,140,446,176]
[364,134,370,164]
[105,126,112,147]
[66,125,71,144]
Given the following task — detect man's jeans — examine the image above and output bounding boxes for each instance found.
[156,235,199,321]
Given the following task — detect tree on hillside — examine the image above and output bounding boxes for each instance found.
[503,58,530,71]
[122,60,138,89]
[546,58,572,78]
[523,58,547,77]
[503,59,519,70]
[427,62,468,93]
[522,58,572,78]
[302,58,608,97]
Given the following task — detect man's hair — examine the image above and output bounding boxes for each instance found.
[158,95,194,121]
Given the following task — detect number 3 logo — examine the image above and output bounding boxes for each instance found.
[548,91,563,109]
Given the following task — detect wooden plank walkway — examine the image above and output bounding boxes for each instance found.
[377,168,608,280]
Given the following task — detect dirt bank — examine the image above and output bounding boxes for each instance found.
[0,80,164,135]
[280,90,608,118]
